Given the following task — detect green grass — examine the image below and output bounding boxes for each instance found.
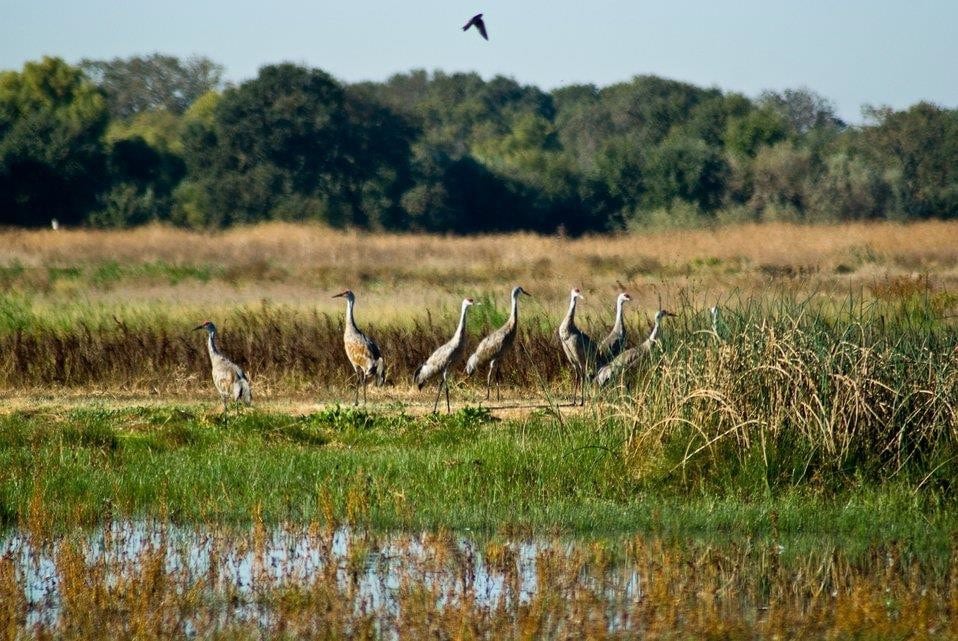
[1,404,954,557]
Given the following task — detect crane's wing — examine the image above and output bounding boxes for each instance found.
[414,341,454,388]
[467,325,509,374]
[365,334,382,361]
[475,18,488,40]
[463,13,482,30]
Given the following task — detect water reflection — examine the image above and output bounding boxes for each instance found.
[0,521,951,639]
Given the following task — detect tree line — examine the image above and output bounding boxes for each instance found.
[1,54,956,232]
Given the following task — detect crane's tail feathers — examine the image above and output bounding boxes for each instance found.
[465,352,479,376]
[236,379,252,404]
[594,367,612,388]
[373,357,386,386]
[414,361,442,390]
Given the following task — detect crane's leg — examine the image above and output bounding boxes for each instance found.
[495,363,502,402]
[444,372,452,414]
[485,361,494,401]
[354,370,361,406]
[578,368,585,406]
[362,371,369,405]
[432,376,443,414]
[573,370,579,406]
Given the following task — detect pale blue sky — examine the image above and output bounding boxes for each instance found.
[2,0,956,122]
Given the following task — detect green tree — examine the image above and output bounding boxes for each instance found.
[81,54,223,119]
[725,107,789,157]
[807,152,891,221]
[599,75,721,147]
[177,63,412,228]
[759,88,845,136]
[859,103,958,218]
[747,141,815,219]
[551,84,607,171]
[681,93,753,147]
[642,135,728,212]
[0,57,108,226]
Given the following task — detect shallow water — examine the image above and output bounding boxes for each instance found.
[1,521,953,639]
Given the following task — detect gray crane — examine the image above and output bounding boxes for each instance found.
[414,297,477,413]
[597,292,632,366]
[466,286,531,401]
[595,309,675,388]
[333,289,386,405]
[193,320,252,411]
[558,287,595,406]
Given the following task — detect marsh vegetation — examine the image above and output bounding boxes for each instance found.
[1,222,957,637]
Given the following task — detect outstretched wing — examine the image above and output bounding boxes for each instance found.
[463,14,488,40]
[475,18,488,40]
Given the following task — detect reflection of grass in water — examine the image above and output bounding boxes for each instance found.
[0,520,954,639]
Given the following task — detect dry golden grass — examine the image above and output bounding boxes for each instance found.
[1,220,956,402]
[2,220,957,321]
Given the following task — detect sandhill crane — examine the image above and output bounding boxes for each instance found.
[466,286,531,401]
[595,309,675,387]
[193,321,252,411]
[597,292,632,366]
[558,288,596,406]
[333,289,386,405]
[414,298,477,413]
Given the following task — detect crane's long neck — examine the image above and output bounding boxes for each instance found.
[453,304,470,344]
[206,331,220,358]
[648,317,661,343]
[611,299,626,334]
[345,298,359,333]
[507,293,520,328]
[561,296,578,330]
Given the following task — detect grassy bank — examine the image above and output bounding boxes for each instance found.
[1,404,954,556]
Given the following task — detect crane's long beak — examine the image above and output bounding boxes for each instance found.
[523,290,533,297]
[193,324,205,331]
[332,292,345,299]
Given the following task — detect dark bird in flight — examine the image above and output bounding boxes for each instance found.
[463,13,488,40]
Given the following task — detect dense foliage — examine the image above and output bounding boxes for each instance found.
[1,55,956,231]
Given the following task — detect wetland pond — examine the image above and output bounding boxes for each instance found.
[1,520,954,639]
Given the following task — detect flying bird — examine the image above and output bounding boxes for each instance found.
[463,13,488,40]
